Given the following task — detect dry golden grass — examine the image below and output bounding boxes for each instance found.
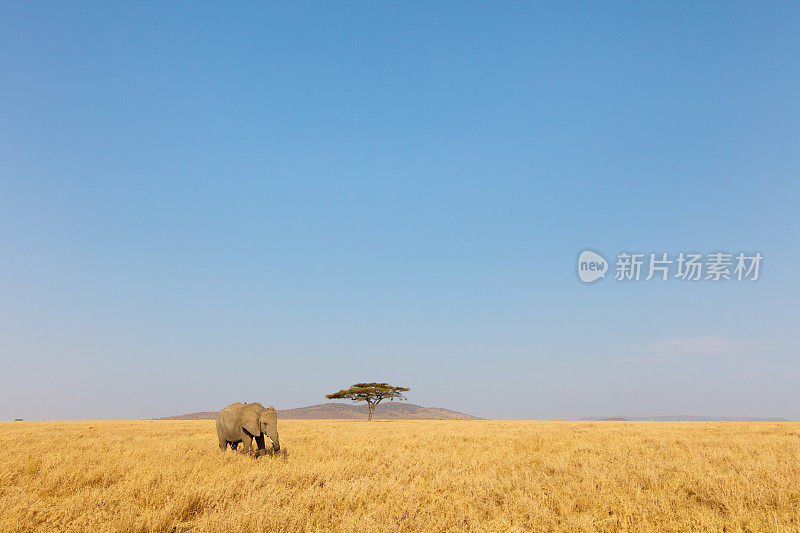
[1,420,799,532]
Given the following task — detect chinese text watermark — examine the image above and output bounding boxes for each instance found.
[578,250,762,284]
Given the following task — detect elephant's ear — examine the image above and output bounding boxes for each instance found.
[240,405,260,436]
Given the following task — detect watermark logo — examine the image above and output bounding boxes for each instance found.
[577,250,608,283]
[578,250,763,283]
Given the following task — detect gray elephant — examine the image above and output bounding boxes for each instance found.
[216,402,280,456]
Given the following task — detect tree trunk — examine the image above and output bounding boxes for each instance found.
[367,402,375,421]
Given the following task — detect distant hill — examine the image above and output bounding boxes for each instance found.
[160,402,480,421]
[581,416,791,422]
[159,407,788,422]
[163,412,220,420]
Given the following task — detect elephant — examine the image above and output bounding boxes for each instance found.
[216,402,280,456]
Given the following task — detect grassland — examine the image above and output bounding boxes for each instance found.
[1,420,799,532]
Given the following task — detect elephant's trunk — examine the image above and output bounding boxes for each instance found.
[268,430,280,452]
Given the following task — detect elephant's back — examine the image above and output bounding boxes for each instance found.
[216,402,244,435]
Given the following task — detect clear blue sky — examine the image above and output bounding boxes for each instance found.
[2,2,799,420]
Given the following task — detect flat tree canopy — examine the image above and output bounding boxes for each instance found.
[326,382,410,421]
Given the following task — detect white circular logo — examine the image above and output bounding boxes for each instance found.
[577,250,607,283]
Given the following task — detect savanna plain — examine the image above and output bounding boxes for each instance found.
[1,420,799,532]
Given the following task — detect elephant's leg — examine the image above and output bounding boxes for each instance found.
[240,435,252,454]
[218,436,227,452]
[255,435,266,457]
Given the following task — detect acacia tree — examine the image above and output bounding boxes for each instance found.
[326,382,410,421]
